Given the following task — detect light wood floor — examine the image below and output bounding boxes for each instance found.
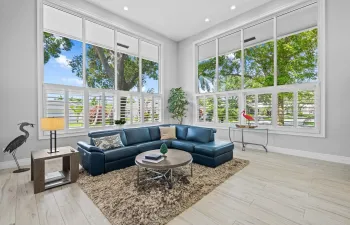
[1,150,350,225]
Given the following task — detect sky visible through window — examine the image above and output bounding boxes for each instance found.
[44,38,159,92]
[44,39,83,87]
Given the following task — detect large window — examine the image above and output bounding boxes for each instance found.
[244,19,274,89]
[195,2,322,135]
[218,32,242,92]
[41,4,162,137]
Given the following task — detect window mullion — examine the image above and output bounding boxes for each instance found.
[225,94,228,123]
[130,95,134,125]
[102,92,106,126]
[272,91,277,128]
[151,96,154,123]
[214,95,218,123]
[203,96,207,122]
[84,89,89,129]
[240,29,244,90]
[64,89,69,132]
[293,90,298,128]
[115,30,118,90]
[255,94,258,126]
[138,39,142,93]
[215,39,219,92]
[82,19,86,87]
[141,95,144,124]
[274,16,277,87]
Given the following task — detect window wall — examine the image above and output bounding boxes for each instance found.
[41,4,162,136]
[195,2,320,134]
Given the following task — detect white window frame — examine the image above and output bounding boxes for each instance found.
[193,0,326,137]
[37,0,164,139]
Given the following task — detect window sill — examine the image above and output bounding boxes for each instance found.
[193,123,325,138]
[38,123,164,140]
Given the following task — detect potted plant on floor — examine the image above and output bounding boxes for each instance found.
[168,87,189,124]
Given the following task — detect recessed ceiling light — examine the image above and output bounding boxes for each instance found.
[231,5,236,10]
[205,18,210,22]
[123,6,128,11]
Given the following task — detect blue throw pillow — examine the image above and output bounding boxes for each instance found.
[186,127,212,143]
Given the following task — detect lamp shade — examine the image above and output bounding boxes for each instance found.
[41,118,64,131]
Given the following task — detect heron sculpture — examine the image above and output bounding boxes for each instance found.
[3,122,34,173]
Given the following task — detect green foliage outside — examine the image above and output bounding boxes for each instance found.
[44,32,159,126]
[198,29,318,126]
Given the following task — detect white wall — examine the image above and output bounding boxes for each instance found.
[0,0,178,162]
[178,0,350,157]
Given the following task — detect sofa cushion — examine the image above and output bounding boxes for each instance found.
[194,141,233,158]
[104,146,139,163]
[88,130,127,146]
[186,127,213,143]
[148,126,161,141]
[175,125,189,140]
[171,140,198,153]
[92,134,124,150]
[160,126,177,140]
[123,127,151,146]
[136,140,171,153]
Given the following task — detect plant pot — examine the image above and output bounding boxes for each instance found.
[115,125,124,129]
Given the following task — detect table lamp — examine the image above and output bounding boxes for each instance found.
[41,117,64,153]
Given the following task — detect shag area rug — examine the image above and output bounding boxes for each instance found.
[78,158,249,225]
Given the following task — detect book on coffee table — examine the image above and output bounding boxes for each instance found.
[145,153,162,160]
[142,157,164,163]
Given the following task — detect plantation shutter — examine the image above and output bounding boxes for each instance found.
[154,97,162,123]
[228,95,239,123]
[132,96,141,123]
[143,97,153,123]
[89,93,103,127]
[119,95,131,124]
[205,96,214,122]
[44,90,65,118]
[43,89,65,135]
[104,94,115,126]
[217,95,226,123]
[68,91,84,129]
[197,97,205,122]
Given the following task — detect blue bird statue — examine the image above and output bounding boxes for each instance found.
[3,122,34,173]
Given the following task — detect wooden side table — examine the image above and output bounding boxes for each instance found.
[31,146,80,194]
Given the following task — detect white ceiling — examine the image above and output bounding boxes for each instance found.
[84,0,272,41]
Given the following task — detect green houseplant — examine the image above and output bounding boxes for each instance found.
[168,87,189,124]
[115,119,126,129]
[160,143,168,158]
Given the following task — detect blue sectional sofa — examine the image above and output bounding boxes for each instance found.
[77,125,234,176]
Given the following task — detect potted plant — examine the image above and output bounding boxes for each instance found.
[167,87,189,124]
[160,143,168,158]
[114,119,126,129]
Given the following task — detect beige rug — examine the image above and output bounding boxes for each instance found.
[78,158,249,225]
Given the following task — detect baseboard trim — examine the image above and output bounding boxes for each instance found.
[0,158,31,170]
[235,144,350,165]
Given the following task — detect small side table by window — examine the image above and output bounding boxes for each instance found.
[229,127,269,152]
[31,146,79,194]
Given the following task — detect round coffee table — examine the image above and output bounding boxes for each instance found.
[135,149,193,188]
